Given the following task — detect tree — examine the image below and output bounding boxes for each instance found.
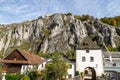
[43,51,68,80]
[111,20,117,26]
[66,12,72,16]
[65,50,75,59]
[28,71,38,80]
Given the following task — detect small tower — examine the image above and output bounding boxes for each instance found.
[76,37,104,79]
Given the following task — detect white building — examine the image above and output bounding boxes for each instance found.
[65,58,76,79]
[76,37,104,80]
[0,49,46,77]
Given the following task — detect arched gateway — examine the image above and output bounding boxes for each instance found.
[84,67,96,80]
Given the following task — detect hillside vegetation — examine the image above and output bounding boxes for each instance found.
[100,16,120,27]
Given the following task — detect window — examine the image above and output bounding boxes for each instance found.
[113,63,116,66]
[68,74,72,78]
[85,70,88,74]
[82,57,86,62]
[86,49,89,53]
[23,66,25,70]
[42,64,43,67]
[90,57,94,62]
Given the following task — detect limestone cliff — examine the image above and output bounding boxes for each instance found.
[0,14,119,55]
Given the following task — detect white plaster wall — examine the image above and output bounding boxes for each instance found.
[67,63,75,78]
[21,65,33,74]
[1,72,6,80]
[38,62,46,71]
[76,49,104,76]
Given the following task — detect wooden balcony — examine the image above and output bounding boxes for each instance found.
[7,68,21,73]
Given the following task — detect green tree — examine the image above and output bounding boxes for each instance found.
[44,51,68,80]
[66,12,72,16]
[28,71,38,80]
[111,20,117,26]
[38,51,51,59]
[65,50,75,59]
[74,15,82,20]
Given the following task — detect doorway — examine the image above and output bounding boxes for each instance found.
[84,67,96,80]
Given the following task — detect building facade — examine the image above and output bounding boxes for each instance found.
[103,52,120,80]
[0,49,45,74]
[76,49,104,77]
[76,37,104,78]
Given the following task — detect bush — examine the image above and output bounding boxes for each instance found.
[20,75,30,80]
[66,12,72,16]
[75,71,79,76]
[28,71,38,80]
[5,73,21,80]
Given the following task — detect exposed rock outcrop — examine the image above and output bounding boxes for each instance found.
[0,14,119,55]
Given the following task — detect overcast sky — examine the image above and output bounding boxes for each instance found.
[0,0,120,24]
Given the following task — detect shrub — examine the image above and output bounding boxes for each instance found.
[75,71,79,76]
[28,71,38,80]
[20,75,30,80]
[5,73,21,80]
[65,12,72,16]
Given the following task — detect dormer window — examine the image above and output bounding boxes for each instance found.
[83,42,89,49]
[83,42,88,46]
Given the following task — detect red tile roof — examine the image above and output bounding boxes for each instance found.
[0,60,28,64]
[18,49,44,64]
[0,49,44,65]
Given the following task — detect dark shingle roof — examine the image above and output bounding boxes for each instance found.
[77,37,100,49]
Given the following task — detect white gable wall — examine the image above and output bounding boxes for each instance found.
[67,63,75,78]
[76,49,104,76]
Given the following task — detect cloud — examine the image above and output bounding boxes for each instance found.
[0,0,120,24]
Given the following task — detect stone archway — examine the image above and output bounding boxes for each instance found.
[84,67,96,80]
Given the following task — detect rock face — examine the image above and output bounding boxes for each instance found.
[0,14,119,55]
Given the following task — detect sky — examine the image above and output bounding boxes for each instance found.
[0,0,120,24]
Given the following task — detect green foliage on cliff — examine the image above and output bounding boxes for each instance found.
[108,45,120,51]
[74,15,94,21]
[100,16,120,27]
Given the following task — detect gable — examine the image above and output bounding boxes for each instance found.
[4,50,27,61]
[3,49,44,65]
